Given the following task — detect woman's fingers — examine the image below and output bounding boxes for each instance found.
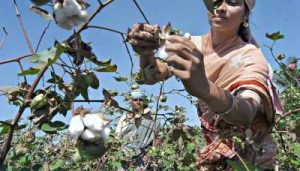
[168,65,190,81]
[166,54,190,70]
[129,30,158,43]
[167,35,196,49]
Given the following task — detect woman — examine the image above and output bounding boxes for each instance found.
[127,0,281,170]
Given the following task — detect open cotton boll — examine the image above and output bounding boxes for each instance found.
[101,127,111,141]
[82,114,104,132]
[81,129,103,141]
[69,115,85,138]
[155,40,174,60]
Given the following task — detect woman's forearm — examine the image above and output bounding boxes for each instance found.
[200,81,260,127]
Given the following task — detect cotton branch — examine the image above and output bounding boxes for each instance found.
[87,25,127,35]
[13,0,34,55]
[36,21,52,52]
[0,27,8,49]
[132,0,150,24]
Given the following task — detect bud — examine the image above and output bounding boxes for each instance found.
[30,94,49,110]
[159,95,168,102]
[277,53,285,60]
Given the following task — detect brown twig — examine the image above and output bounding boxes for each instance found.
[36,20,52,52]
[132,0,150,24]
[282,107,300,117]
[13,0,34,55]
[0,54,32,65]
[66,0,115,43]
[0,27,8,49]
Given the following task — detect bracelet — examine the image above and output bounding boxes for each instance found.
[216,91,235,116]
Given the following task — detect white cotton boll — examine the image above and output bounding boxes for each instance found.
[83,114,104,132]
[54,3,73,30]
[71,16,84,26]
[184,32,191,39]
[69,115,85,138]
[63,0,82,17]
[79,10,89,23]
[81,129,103,142]
[155,41,174,60]
[101,127,111,141]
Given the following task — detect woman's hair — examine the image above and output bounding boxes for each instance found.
[238,0,258,46]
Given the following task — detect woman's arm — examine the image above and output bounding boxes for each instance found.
[164,35,261,127]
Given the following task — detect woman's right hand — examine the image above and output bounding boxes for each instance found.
[127,23,160,56]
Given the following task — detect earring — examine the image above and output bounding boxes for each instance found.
[243,21,249,28]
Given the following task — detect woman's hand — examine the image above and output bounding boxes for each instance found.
[127,23,160,56]
[165,35,210,98]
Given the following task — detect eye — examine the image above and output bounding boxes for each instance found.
[225,0,241,6]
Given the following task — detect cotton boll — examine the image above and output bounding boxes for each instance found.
[53,3,73,30]
[69,115,85,138]
[155,40,174,60]
[101,127,111,141]
[79,10,89,23]
[63,0,83,17]
[81,129,102,141]
[82,114,104,132]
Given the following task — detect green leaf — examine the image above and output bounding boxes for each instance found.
[49,159,64,171]
[18,68,40,76]
[19,46,64,76]
[114,76,128,82]
[95,64,117,72]
[266,32,285,41]
[85,72,99,89]
[0,122,10,135]
[0,86,21,94]
[18,155,33,165]
[41,121,67,133]
[80,88,89,101]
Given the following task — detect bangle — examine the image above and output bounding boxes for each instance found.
[216,91,235,116]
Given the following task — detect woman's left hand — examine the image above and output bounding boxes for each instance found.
[165,35,209,98]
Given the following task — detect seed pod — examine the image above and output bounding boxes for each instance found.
[26,131,36,144]
[277,53,285,60]
[69,115,85,138]
[159,95,167,102]
[30,94,48,111]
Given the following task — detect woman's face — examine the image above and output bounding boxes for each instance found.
[208,0,247,34]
